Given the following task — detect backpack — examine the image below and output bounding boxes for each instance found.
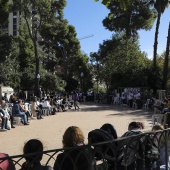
[119,130,143,166]
[139,134,159,162]
[88,129,114,160]
[120,132,160,166]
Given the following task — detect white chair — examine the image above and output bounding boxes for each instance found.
[152,114,165,126]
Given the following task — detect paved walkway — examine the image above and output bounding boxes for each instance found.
[0,102,153,156]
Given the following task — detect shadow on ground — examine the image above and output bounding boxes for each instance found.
[80,102,153,124]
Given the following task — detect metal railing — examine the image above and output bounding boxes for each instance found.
[1,129,170,170]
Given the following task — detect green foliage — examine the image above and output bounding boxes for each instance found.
[0,0,11,24]
[0,34,14,62]
[18,23,35,69]
[151,0,170,14]
[102,0,157,37]
[0,39,21,89]
[40,71,66,92]
[90,32,151,90]
[20,67,35,90]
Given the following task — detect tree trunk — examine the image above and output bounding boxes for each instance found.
[153,12,161,69]
[162,23,170,90]
[33,34,40,96]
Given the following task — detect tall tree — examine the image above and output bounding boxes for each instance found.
[90,32,151,90]
[162,23,170,90]
[102,0,156,38]
[151,0,170,69]
[12,0,65,94]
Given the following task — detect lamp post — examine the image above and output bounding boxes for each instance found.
[32,16,40,96]
[37,73,40,94]
[80,72,84,92]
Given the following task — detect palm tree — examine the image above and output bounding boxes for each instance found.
[151,0,170,69]
[162,23,170,90]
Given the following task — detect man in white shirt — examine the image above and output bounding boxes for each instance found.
[42,98,52,115]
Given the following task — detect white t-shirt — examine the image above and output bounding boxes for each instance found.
[135,92,141,99]
[42,100,51,107]
[128,93,134,100]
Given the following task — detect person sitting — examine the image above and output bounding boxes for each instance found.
[60,96,67,112]
[151,125,165,169]
[53,97,61,112]
[0,107,8,131]
[0,103,15,130]
[122,121,144,137]
[18,99,30,123]
[53,126,91,170]
[42,97,52,115]
[49,99,57,115]
[11,99,29,125]
[118,122,144,170]
[2,93,9,103]
[30,97,43,119]
[9,93,17,104]
[20,139,53,170]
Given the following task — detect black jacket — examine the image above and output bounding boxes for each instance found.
[20,161,53,170]
[53,147,92,170]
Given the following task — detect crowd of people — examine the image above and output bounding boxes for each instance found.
[95,90,143,108]
[1,89,170,169]
[0,122,169,170]
[0,90,82,131]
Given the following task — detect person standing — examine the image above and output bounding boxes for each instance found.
[135,90,142,109]
[72,91,80,110]
[128,91,134,108]
[37,88,42,100]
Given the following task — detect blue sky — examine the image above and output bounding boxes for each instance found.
[64,0,170,59]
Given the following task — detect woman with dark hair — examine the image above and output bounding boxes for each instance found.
[20,139,53,170]
[54,126,92,170]
[100,123,118,139]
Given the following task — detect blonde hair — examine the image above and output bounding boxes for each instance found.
[152,124,164,131]
[62,126,84,147]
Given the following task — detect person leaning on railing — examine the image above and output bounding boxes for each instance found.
[117,121,145,170]
[20,139,53,170]
[0,152,16,170]
[152,125,170,169]
[53,126,92,170]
